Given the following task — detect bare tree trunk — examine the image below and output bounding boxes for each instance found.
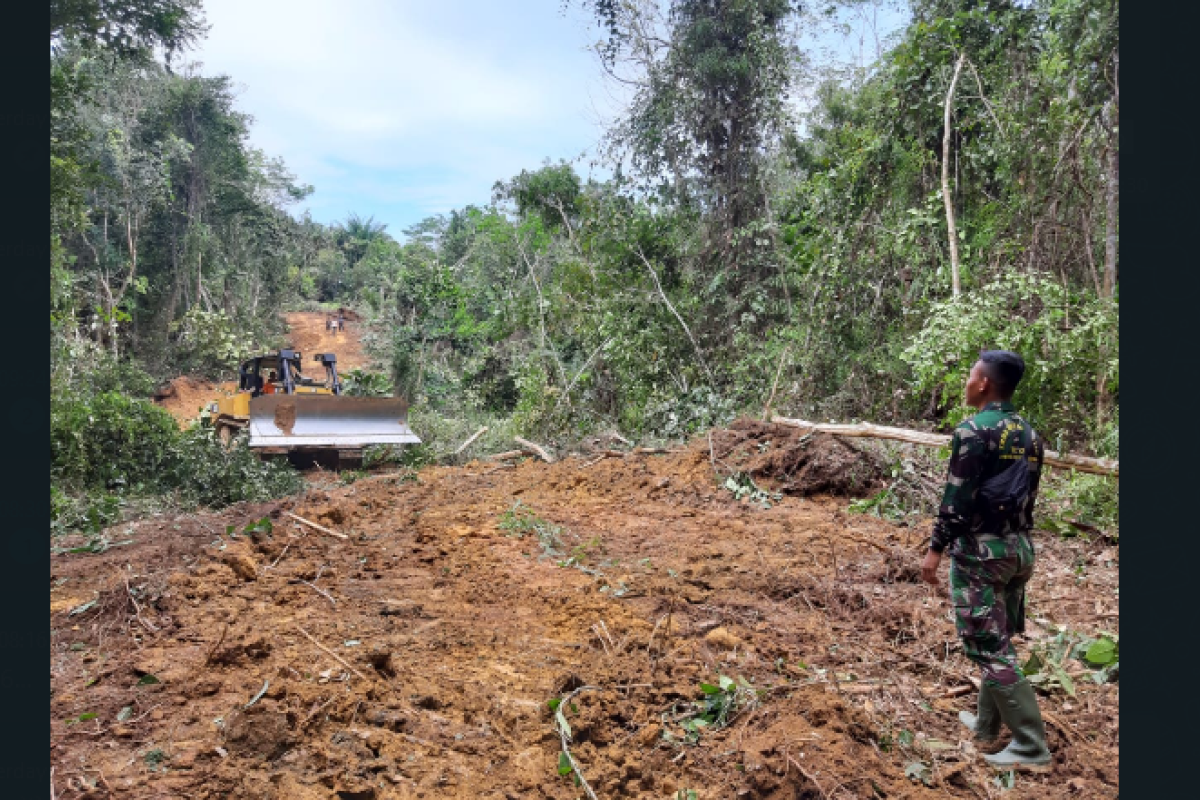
[1102,134,1118,297]
[1073,153,1104,295]
[635,246,715,386]
[1102,50,1118,298]
[942,52,966,297]
[516,237,568,391]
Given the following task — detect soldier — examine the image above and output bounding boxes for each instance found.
[920,350,1052,772]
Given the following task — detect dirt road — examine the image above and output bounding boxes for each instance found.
[49,424,1119,799]
[152,311,376,428]
[282,310,372,374]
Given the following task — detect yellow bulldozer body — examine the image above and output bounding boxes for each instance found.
[210,350,420,462]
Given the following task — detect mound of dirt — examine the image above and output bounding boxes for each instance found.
[50,427,1119,799]
[153,376,237,428]
[712,417,887,496]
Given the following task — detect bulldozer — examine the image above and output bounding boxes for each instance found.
[208,349,420,468]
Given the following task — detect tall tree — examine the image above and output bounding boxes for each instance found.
[588,0,800,270]
[51,0,207,60]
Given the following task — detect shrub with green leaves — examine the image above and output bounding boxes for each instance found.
[900,272,1118,450]
[341,368,393,397]
[170,307,258,377]
[1038,469,1119,538]
[51,391,179,492]
[166,426,304,507]
[51,486,123,535]
[51,393,304,532]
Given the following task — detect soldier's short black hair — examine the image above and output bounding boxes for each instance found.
[977,350,1025,397]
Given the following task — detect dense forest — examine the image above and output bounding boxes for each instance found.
[50,0,1118,529]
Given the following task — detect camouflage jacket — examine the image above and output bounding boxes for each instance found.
[930,401,1045,554]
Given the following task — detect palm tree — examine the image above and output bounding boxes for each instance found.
[336,213,389,266]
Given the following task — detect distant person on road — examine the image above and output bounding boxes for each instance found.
[920,350,1051,772]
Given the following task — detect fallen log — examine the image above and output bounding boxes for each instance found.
[770,416,1118,477]
[486,449,525,461]
[514,436,555,463]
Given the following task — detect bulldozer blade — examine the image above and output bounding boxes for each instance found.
[247,395,421,449]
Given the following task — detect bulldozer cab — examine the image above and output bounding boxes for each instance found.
[238,350,342,397]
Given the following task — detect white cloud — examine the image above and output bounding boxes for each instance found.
[185,0,908,233]
[188,0,609,231]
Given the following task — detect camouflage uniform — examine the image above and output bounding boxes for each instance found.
[931,401,1045,686]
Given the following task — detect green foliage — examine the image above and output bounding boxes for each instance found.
[51,486,124,536]
[51,0,207,59]
[495,161,582,231]
[497,501,564,557]
[341,368,392,397]
[166,425,303,507]
[722,472,782,509]
[51,391,179,492]
[142,747,168,771]
[50,384,301,531]
[848,486,906,522]
[900,272,1118,447]
[227,516,273,538]
[641,385,736,440]
[1038,469,1119,539]
[48,0,1119,523]
[664,674,759,745]
[170,308,259,377]
[1023,627,1119,696]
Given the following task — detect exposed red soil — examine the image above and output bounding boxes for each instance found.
[150,311,375,429]
[153,377,238,429]
[49,428,1119,799]
[282,312,373,374]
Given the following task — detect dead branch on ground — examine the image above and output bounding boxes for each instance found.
[283,511,349,540]
[514,436,555,463]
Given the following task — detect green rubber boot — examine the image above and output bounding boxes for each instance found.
[983,679,1052,773]
[958,682,1004,753]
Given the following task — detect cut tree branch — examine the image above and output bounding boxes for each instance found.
[514,437,555,463]
[634,246,715,385]
[283,512,349,540]
[453,426,488,456]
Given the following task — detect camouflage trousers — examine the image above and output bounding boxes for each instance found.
[949,532,1036,686]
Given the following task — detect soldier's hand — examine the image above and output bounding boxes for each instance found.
[920,549,942,586]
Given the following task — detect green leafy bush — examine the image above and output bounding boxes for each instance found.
[167,426,304,507]
[1039,469,1119,538]
[342,368,393,397]
[51,391,179,492]
[170,308,258,376]
[900,273,1118,450]
[51,486,123,535]
[641,386,736,439]
[51,393,303,531]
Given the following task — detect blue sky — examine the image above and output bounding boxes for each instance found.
[188,0,909,239]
